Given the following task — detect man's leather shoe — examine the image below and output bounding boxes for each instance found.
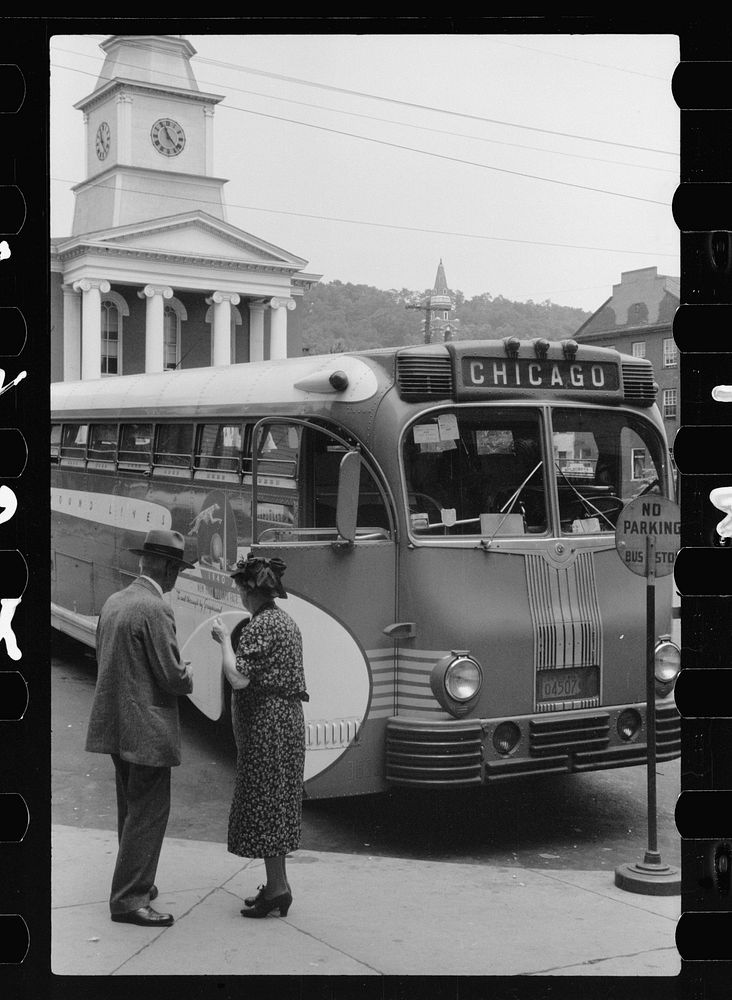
[149,885,158,901]
[111,906,173,927]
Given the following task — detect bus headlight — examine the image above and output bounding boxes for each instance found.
[654,637,680,695]
[430,653,483,716]
[445,656,482,701]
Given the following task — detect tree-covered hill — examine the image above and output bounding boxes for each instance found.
[300,280,591,355]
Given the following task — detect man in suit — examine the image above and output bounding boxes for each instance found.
[86,529,194,927]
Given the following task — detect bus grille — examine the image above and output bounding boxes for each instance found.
[385,718,483,785]
[525,551,602,710]
[529,703,681,761]
[653,702,682,757]
[529,713,610,756]
[621,361,656,406]
[396,355,453,399]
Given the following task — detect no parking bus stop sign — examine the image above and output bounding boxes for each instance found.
[615,495,681,577]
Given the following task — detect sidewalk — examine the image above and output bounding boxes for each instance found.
[51,824,680,977]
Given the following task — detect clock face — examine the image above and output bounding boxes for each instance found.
[151,118,186,157]
[95,121,111,160]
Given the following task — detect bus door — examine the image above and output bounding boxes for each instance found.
[250,417,398,798]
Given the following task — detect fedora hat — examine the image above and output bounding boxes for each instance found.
[129,529,196,569]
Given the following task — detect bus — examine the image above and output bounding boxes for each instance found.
[51,337,681,800]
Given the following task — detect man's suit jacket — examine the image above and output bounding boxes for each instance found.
[86,577,193,767]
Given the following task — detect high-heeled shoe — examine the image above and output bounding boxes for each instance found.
[240,890,292,918]
[243,884,265,908]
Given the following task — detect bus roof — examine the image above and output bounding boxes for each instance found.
[51,339,654,421]
[51,353,385,421]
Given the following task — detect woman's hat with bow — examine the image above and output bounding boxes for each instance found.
[230,554,288,598]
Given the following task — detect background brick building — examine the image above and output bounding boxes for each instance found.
[573,267,679,460]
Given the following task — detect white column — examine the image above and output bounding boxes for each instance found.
[203,105,215,175]
[208,291,240,367]
[248,301,265,363]
[115,93,133,163]
[73,278,110,381]
[82,111,89,176]
[62,284,82,381]
[138,284,173,373]
[268,296,296,360]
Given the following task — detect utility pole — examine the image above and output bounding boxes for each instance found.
[405,300,433,344]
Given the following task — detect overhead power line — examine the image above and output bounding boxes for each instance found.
[51,59,673,207]
[193,55,678,156]
[484,37,674,82]
[52,39,678,157]
[50,173,677,259]
[50,45,676,174]
[219,104,673,207]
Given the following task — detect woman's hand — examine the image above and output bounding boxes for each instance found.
[210,616,230,645]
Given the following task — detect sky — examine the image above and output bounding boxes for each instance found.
[49,31,679,314]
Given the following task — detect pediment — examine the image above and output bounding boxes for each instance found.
[65,212,307,269]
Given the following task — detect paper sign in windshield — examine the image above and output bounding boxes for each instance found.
[414,419,458,452]
[476,429,514,455]
[437,413,459,440]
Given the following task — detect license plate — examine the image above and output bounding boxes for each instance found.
[537,666,599,703]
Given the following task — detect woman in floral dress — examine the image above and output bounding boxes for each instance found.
[211,554,308,918]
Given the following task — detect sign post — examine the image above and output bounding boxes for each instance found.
[614,494,681,895]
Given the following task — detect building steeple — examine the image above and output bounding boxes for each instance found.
[71,34,226,235]
[406,259,459,343]
[433,259,449,297]
[94,35,201,92]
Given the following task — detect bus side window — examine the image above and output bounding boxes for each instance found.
[88,423,119,464]
[51,423,61,463]
[60,423,88,465]
[119,423,152,468]
[306,432,390,534]
[154,423,193,469]
[195,423,242,476]
[256,424,300,480]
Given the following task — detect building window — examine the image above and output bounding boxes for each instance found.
[663,388,678,420]
[100,291,129,376]
[164,306,180,370]
[663,337,677,368]
[631,341,646,358]
[631,448,647,481]
[628,302,649,325]
[101,300,121,375]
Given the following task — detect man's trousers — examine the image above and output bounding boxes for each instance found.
[110,754,171,914]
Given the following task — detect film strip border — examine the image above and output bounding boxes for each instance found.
[0,15,724,1000]
[673,46,732,998]
[0,22,48,993]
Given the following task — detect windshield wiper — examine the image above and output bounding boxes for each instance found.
[500,460,543,514]
[554,462,615,530]
[479,460,543,549]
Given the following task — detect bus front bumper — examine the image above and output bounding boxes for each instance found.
[385,702,680,787]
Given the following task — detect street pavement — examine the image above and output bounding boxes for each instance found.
[52,823,680,978]
[50,590,683,977]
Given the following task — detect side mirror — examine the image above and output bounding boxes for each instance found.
[336,450,360,543]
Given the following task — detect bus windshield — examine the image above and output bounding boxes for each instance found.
[403,406,667,537]
[404,407,548,535]
[551,406,668,535]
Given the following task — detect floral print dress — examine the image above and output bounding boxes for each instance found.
[227,602,307,858]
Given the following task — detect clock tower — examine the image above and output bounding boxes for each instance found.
[71,34,227,235]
